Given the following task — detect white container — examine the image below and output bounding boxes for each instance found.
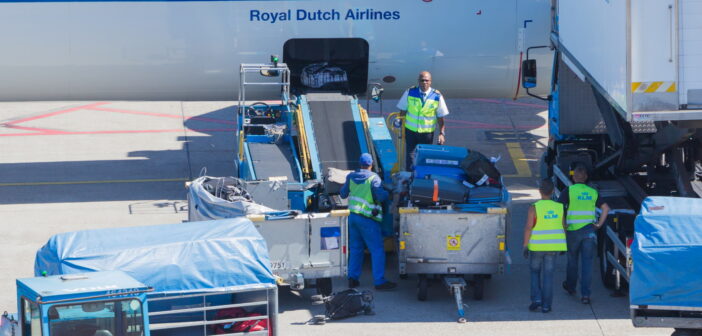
[557,0,702,121]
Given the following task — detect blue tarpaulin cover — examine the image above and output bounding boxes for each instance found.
[35,218,275,294]
[630,196,702,307]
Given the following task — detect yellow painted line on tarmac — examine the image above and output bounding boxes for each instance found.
[0,178,189,187]
[503,142,532,178]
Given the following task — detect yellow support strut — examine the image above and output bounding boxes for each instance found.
[386,112,406,173]
[295,104,312,179]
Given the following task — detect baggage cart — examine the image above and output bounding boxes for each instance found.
[29,218,280,336]
[397,206,509,322]
[247,211,348,296]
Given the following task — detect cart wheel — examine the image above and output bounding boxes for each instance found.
[457,317,467,324]
[313,315,326,325]
[473,275,484,301]
[417,274,428,301]
[316,278,333,297]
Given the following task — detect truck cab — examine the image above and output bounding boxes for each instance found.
[16,271,151,336]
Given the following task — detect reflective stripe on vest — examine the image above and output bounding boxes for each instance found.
[529,200,567,252]
[405,87,440,133]
[566,183,598,231]
[348,175,382,222]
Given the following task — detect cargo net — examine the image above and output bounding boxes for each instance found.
[301,63,349,90]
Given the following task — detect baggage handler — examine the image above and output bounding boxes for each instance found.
[340,153,397,291]
[523,179,567,313]
[397,71,450,170]
[559,164,610,304]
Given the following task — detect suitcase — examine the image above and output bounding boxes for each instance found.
[413,145,467,168]
[466,186,503,204]
[409,178,468,206]
[460,150,501,187]
[414,165,466,181]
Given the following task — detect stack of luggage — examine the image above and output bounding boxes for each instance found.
[408,145,503,207]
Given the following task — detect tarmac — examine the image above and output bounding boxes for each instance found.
[0,98,673,335]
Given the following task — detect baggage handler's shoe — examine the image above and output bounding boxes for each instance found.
[375,281,397,291]
[349,279,360,288]
[542,307,552,313]
[581,297,591,304]
[562,281,575,295]
[528,302,541,312]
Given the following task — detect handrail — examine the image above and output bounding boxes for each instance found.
[295,104,311,178]
[148,301,268,316]
[358,105,379,173]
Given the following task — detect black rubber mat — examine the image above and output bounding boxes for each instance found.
[307,93,362,172]
[249,142,300,182]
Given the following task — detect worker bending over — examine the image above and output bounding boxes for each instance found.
[523,179,567,313]
[397,71,449,170]
[560,164,610,304]
[340,153,397,291]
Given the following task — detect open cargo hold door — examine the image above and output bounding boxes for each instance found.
[284,38,369,95]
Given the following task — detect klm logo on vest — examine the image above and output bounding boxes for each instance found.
[544,210,559,219]
[577,192,593,201]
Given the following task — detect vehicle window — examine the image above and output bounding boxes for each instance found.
[48,299,144,336]
[22,298,42,336]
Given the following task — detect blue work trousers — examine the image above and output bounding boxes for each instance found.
[530,251,557,309]
[565,224,597,297]
[348,213,386,286]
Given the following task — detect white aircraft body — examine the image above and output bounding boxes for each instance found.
[0,0,553,101]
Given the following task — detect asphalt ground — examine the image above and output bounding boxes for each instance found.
[0,98,672,335]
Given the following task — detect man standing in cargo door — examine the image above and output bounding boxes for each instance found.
[523,179,567,313]
[340,153,397,291]
[397,71,449,170]
[560,164,610,304]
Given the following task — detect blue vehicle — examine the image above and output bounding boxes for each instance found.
[11,218,278,336]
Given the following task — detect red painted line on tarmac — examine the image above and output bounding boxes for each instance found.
[0,128,236,137]
[444,118,542,130]
[90,106,236,125]
[2,102,109,126]
[468,98,547,109]
[365,110,543,130]
[2,124,64,133]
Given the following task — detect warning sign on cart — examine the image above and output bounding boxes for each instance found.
[447,235,461,251]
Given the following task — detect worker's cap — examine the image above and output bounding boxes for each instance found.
[359,153,373,166]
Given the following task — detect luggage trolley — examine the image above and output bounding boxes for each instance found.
[397,207,508,323]
[395,145,510,323]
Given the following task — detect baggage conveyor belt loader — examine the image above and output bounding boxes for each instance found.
[187,61,398,296]
[193,59,510,322]
[521,1,702,333]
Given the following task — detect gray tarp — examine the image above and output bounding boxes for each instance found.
[188,176,277,221]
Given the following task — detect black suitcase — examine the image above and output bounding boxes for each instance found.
[460,150,501,187]
[410,178,467,206]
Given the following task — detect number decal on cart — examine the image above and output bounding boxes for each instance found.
[271,261,288,270]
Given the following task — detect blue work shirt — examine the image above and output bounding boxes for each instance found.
[340,169,389,204]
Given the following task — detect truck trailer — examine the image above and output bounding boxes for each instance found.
[528,0,702,332]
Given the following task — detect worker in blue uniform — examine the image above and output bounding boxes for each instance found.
[340,153,397,291]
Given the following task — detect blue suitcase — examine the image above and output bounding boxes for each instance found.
[413,145,467,168]
[467,186,503,204]
[414,165,467,181]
